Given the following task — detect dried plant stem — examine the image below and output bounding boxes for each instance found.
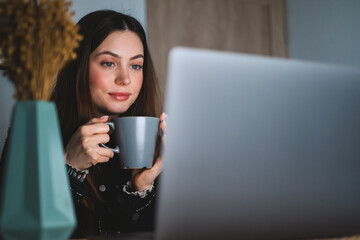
[0,0,82,101]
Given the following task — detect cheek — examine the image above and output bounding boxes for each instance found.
[134,77,143,93]
[89,66,109,92]
[132,77,143,98]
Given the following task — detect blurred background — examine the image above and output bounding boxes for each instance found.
[1,0,359,157]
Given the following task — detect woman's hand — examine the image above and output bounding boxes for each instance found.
[65,116,114,171]
[131,112,168,191]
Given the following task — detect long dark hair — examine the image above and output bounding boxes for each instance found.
[51,10,160,145]
[50,10,161,210]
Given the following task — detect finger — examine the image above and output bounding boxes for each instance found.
[160,125,167,143]
[90,154,111,165]
[93,154,111,164]
[81,133,110,149]
[132,156,163,181]
[87,115,109,124]
[96,145,115,158]
[132,169,142,178]
[84,145,98,161]
[151,156,163,174]
[159,112,168,138]
[131,156,163,191]
[83,116,110,134]
[85,147,111,165]
[159,118,167,132]
[142,156,163,178]
[160,112,168,122]
[79,122,110,136]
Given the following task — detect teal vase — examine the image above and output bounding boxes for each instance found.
[0,101,76,240]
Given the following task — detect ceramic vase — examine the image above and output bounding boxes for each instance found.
[0,101,76,240]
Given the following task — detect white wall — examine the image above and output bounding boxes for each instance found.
[287,0,360,67]
[0,0,146,157]
[71,0,146,30]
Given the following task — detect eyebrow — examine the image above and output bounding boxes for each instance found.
[95,51,144,60]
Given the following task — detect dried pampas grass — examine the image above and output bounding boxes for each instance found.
[0,0,82,100]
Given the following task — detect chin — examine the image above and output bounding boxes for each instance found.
[98,105,130,115]
[107,109,128,115]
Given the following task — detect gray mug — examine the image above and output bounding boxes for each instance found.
[101,116,160,169]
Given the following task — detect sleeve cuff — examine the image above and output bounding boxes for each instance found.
[66,163,89,182]
[122,181,154,199]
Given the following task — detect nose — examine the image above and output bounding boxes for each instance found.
[115,67,131,86]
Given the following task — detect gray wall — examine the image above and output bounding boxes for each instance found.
[287,0,360,66]
[0,0,146,157]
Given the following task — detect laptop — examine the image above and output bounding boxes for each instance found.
[155,47,360,240]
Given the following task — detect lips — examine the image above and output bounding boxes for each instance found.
[109,92,130,101]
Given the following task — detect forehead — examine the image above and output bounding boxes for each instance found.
[94,30,144,55]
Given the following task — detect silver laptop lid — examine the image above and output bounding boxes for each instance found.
[156,47,360,240]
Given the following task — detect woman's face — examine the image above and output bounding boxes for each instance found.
[89,30,144,115]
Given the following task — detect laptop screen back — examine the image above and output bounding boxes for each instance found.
[155,47,360,240]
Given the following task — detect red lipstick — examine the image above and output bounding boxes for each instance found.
[109,92,130,101]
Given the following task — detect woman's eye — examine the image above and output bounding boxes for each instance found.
[131,64,142,70]
[101,61,115,67]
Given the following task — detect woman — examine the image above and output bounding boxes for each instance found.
[50,10,166,237]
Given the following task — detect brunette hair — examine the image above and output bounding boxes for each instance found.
[51,10,160,145]
[50,10,161,213]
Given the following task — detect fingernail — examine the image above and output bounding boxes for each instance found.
[163,112,168,119]
[100,115,109,119]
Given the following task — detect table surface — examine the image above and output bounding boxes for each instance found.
[71,233,360,240]
[72,231,153,240]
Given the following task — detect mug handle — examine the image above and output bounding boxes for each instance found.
[99,122,120,154]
